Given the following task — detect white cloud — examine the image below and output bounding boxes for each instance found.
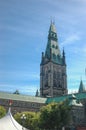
[60,34,80,46]
[68,88,78,94]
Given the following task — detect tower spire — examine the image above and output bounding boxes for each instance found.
[50,16,55,25]
[62,48,66,65]
[45,22,63,64]
[40,23,67,97]
[78,79,85,93]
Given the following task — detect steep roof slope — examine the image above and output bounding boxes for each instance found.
[79,80,86,93]
[0,92,47,103]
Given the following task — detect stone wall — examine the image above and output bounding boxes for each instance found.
[0,98,45,114]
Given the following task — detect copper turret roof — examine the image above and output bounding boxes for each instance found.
[41,22,65,65]
[79,80,85,93]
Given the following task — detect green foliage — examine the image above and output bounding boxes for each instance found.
[0,106,6,118]
[14,100,71,130]
[13,90,20,94]
[39,100,71,130]
[59,100,71,128]
[39,103,60,130]
[14,111,40,130]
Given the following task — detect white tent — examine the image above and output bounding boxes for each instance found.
[0,108,28,130]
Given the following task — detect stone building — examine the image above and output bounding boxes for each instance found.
[0,92,46,113]
[46,92,86,129]
[69,94,85,127]
[0,90,86,129]
[0,22,86,129]
[40,22,67,97]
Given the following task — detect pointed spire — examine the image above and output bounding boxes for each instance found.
[35,89,39,97]
[45,23,63,64]
[49,22,57,34]
[48,22,57,42]
[41,52,45,65]
[78,79,86,93]
[62,48,66,65]
[63,47,65,56]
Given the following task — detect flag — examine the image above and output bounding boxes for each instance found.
[9,100,13,106]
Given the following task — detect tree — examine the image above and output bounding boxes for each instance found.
[31,112,40,130]
[14,111,40,130]
[39,103,60,130]
[59,100,71,129]
[0,105,6,118]
[14,100,71,130]
[39,100,71,130]
[13,89,20,94]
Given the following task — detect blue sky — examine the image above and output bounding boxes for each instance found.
[0,0,86,95]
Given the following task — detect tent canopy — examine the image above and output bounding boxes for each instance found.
[0,108,28,130]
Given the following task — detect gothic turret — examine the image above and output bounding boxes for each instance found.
[62,48,66,65]
[40,22,68,97]
[41,52,45,65]
[78,80,86,93]
[35,89,40,97]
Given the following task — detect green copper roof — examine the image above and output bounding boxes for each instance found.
[0,92,86,105]
[49,22,57,33]
[44,23,63,65]
[79,80,86,93]
[46,92,86,104]
[69,94,83,106]
[69,99,83,106]
[0,92,47,103]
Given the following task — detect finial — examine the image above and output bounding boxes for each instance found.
[50,16,55,25]
[35,89,39,97]
[42,52,44,57]
[63,47,65,56]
